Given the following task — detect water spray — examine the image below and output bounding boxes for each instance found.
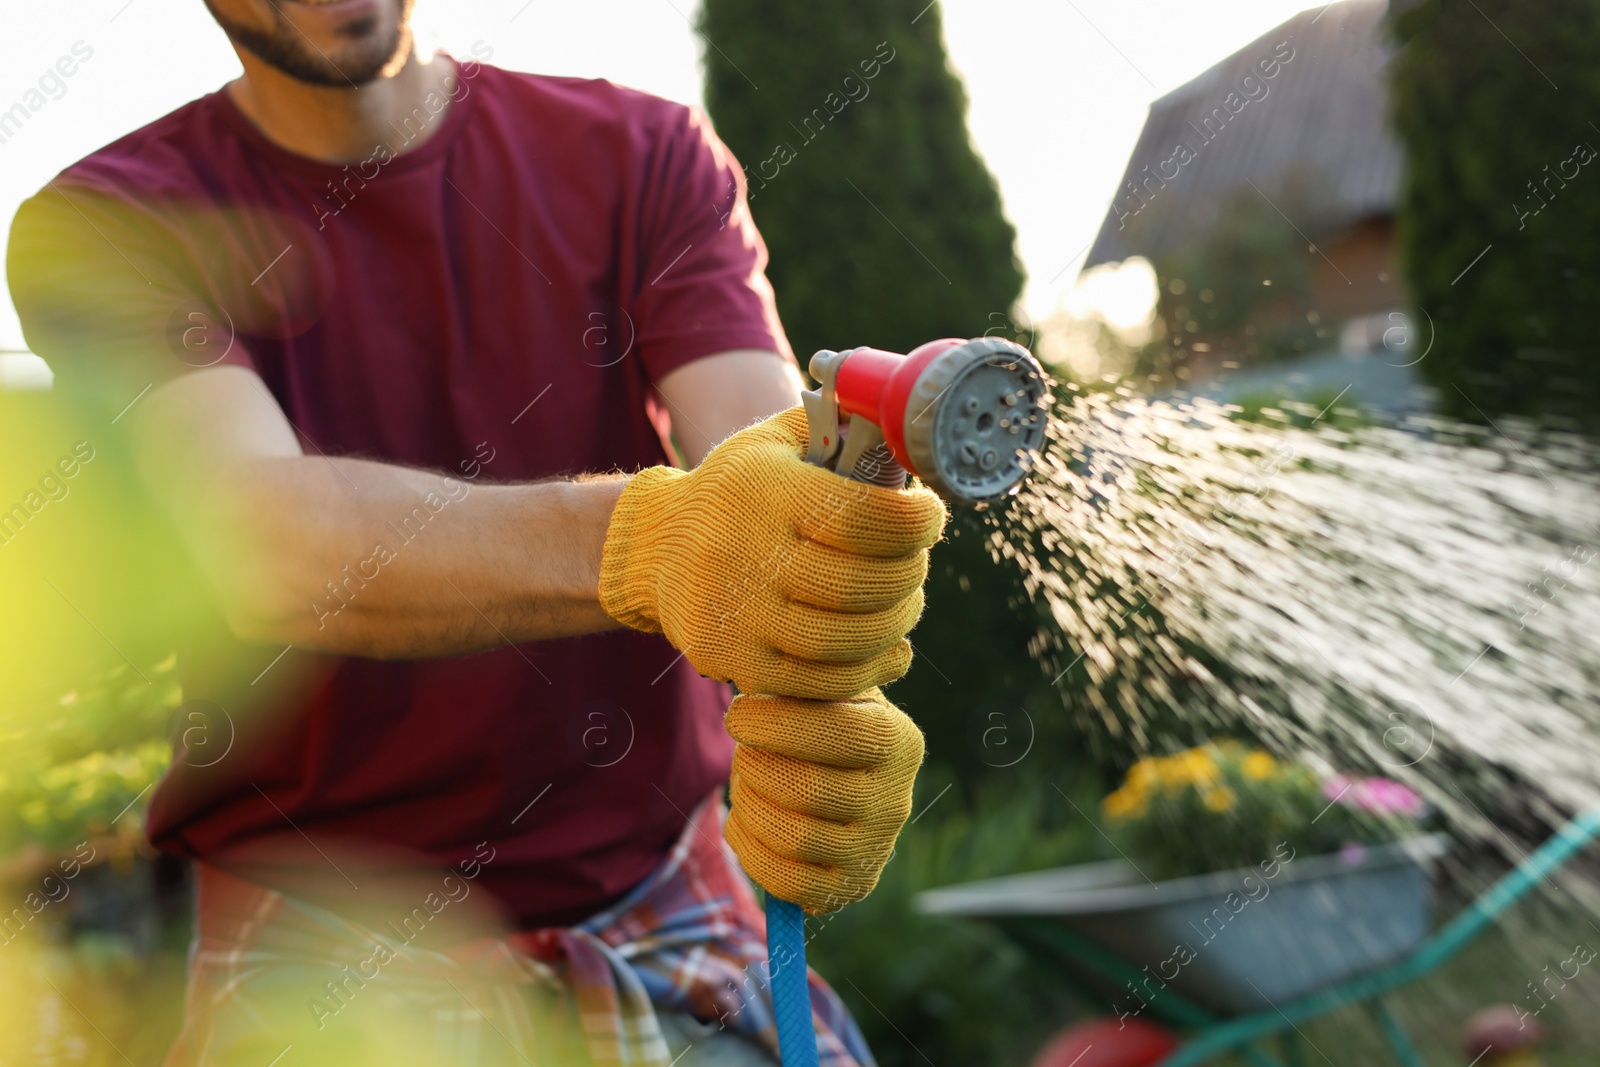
[764,336,1049,1066]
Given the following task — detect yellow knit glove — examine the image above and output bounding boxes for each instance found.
[599,407,947,701]
[723,689,925,914]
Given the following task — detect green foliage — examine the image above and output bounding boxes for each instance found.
[0,658,177,854]
[1389,0,1600,430]
[805,785,1105,1067]
[13,741,172,852]
[895,510,1067,787]
[697,0,1025,360]
[0,391,208,862]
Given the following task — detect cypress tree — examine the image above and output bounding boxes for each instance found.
[698,1,1047,787]
[698,0,1025,359]
[698,9,1059,1060]
[1389,0,1600,430]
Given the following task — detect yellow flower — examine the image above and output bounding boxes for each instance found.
[1173,749,1220,788]
[1126,758,1160,790]
[1202,787,1237,812]
[1102,787,1147,821]
[1153,765,1186,792]
[1242,751,1277,780]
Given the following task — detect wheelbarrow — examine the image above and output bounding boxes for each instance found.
[915,809,1600,1066]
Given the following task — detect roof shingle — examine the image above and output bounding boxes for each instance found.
[1084,0,1401,269]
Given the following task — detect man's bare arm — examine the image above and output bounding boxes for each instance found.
[128,350,800,658]
[654,348,804,466]
[129,364,626,657]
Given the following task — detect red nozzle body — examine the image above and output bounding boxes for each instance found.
[832,339,967,478]
[806,336,1046,504]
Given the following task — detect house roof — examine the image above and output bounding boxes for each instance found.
[1083,0,1401,270]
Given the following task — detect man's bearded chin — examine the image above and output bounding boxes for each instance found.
[207,0,414,88]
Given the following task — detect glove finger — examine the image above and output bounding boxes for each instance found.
[731,745,876,822]
[780,541,930,613]
[729,774,899,868]
[766,588,924,665]
[790,479,948,559]
[737,640,914,701]
[731,405,811,453]
[726,405,946,558]
[724,812,868,915]
[725,691,921,770]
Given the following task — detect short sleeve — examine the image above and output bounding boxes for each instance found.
[627,106,793,383]
[6,181,256,415]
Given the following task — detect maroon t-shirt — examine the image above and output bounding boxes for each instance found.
[7,59,791,927]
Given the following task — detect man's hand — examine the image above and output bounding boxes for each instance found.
[722,689,924,914]
[597,407,948,700]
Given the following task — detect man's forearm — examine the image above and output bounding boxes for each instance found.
[209,454,628,658]
[126,353,800,661]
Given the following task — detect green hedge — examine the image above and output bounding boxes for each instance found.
[697,0,1024,360]
[1389,0,1600,430]
[697,0,1050,793]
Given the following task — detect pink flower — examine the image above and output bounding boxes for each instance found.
[1324,774,1424,817]
[1322,774,1356,802]
[1339,841,1368,867]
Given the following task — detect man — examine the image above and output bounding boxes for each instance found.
[6,1,944,1064]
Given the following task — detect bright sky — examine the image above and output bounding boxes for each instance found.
[0,0,1319,357]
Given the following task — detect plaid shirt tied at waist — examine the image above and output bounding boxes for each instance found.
[165,791,873,1067]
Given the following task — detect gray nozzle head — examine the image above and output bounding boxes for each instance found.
[901,338,1048,505]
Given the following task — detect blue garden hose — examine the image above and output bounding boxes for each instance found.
[770,340,1045,1066]
[766,895,820,1067]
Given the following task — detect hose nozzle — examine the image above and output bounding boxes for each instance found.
[802,337,1048,505]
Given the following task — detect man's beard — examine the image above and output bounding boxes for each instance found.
[207,0,413,88]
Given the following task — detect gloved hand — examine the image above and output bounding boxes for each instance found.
[722,688,924,914]
[599,407,947,701]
